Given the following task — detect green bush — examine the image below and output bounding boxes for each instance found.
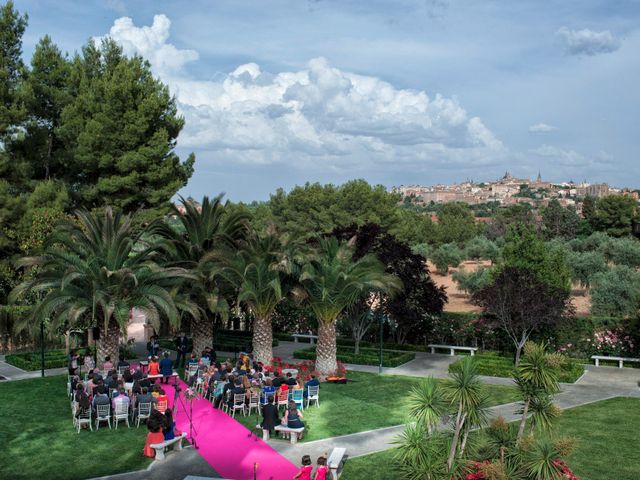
[447,353,584,383]
[5,347,102,371]
[293,346,415,367]
[158,330,279,354]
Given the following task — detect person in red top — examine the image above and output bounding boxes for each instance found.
[143,411,166,457]
[293,455,313,480]
[314,455,328,480]
[148,356,160,376]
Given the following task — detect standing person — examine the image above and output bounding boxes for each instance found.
[175,332,189,368]
[293,455,313,480]
[159,352,174,384]
[147,334,160,357]
[83,349,94,373]
[314,456,329,480]
[260,395,279,436]
[67,349,79,375]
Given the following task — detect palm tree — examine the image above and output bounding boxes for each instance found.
[296,237,401,376]
[445,357,484,470]
[211,231,301,364]
[11,208,193,364]
[514,342,560,442]
[155,195,249,355]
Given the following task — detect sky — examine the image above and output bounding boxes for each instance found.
[13,0,640,201]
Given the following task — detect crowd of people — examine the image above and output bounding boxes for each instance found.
[66,335,324,474]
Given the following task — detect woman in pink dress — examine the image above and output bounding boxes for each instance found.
[293,455,313,480]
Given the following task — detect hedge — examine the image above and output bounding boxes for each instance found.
[5,347,101,371]
[293,346,415,368]
[447,353,585,383]
[158,330,279,354]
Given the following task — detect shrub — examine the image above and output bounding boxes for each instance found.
[452,267,491,296]
[293,346,415,367]
[590,266,640,318]
[431,243,463,275]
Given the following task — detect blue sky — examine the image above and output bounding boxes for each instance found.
[14,0,640,201]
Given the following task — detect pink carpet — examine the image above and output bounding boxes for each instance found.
[161,379,299,480]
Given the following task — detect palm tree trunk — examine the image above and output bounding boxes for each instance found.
[191,314,213,358]
[252,314,273,364]
[459,429,470,458]
[447,407,466,470]
[316,319,338,376]
[517,397,531,442]
[97,320,121,366]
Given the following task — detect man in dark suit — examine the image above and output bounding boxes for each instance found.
[260,395,279,435]
[227,378,245,409]
[285,372,297,386]
[304,374,320,398]
[175,332,189,368]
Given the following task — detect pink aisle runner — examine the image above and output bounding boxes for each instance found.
[162,380,299,480]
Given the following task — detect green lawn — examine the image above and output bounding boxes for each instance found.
[0,376,152,480]
[236,371,519,442]
[340,396,640,480]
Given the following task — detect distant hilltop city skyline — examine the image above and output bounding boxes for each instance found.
[393,172,639,213]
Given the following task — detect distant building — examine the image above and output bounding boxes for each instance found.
[585,183,609,198]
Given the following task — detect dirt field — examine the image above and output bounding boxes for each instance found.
[428,260,591,316]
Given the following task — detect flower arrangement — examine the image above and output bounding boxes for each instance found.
[184,387,198,401]
[266,357,346,381]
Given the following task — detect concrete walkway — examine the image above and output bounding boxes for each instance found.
[270,341,640,463]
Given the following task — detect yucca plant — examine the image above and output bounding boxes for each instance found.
[394,427,455,480]
[407,377,447,434]
[521,436,565,480]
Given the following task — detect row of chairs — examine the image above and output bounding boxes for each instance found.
[213,385,320,418]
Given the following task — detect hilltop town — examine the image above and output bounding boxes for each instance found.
[393,172,639,215]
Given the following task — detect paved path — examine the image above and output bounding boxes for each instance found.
[270,341,640,463]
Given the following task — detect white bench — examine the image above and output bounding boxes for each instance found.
[591,355,640,368]
[150,432,187,460]
[328,447,346,480]
[428,344,478,356]
[274,424,305,444]
[292,334,318,345]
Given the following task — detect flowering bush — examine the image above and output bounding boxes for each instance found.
[553,459,580,480]
[587,328,635,356]
[266,356,346,380]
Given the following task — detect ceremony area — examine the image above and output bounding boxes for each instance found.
[2,1,640,479]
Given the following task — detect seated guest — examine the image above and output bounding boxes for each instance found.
[123,368,134,383]
[92,379,104,397]
[83,350,95,372]
[292,378,304,391]
[112,387,130,410]
[132,380,142,396]
[133,369,144,382]
[304,374,320,398]
[136,387,157,408]
[102,356,114,371]
[285,372,297,386]
[92,385,110,410]
[75,389,91,422]
[117,358,130,370]
[139,374,152,390]
[272,374,283,389]
[283,400,305,429]
[227,378,245,409]
[148,356,160,376]
[188,353,199,366]
[261,378,276,405]
[159,352,174,384]
[260,395,279,434]
[277,381,289,396]
[105,372,119,390]
[74,383,87,403]
[86,373,97,393]
[155,387,168,405]
[143,411,166,458]
[163,408,180,440]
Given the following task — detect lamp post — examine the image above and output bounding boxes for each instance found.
[378,312,384,374]
[40,317,45,378]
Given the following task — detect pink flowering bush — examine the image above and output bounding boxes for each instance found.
[265,356,346,381]
[587,328,635,356]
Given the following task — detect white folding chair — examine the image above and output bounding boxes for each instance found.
[185,364,198,380]
[76,408,92,433]
[136,402,152,428]
[276,391,289,412]
[306,385,320,408]
[95,404,111,429]
[247,391,260,416]
[231,393,246,418]
[113,401,130,428]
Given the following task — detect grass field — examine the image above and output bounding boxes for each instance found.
[235,370,519,442]
[340,396,640,480]
[0,376,151,480]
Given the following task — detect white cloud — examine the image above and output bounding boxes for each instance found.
[530,144,613,167]
[557,27,621,56]
[95,14,198,75]
[100,15,508,171]
[528,122,556,133]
